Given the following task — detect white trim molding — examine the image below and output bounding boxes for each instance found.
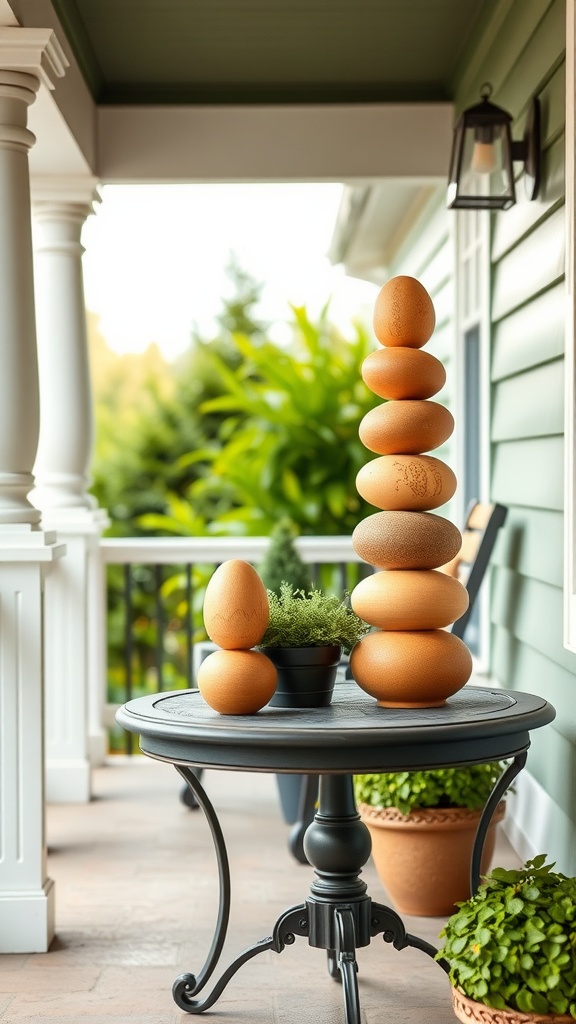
[564,0,576,651]
[503,766,576,875]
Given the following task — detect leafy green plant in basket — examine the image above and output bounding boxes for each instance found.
[353,763,510,918]
[438,854,576,1019]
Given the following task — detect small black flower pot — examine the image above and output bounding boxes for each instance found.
[266,645,342,709]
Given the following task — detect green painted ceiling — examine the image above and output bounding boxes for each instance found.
[45,0,495,105]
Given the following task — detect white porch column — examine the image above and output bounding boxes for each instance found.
[31,184,110,801]
[0,28,67,953]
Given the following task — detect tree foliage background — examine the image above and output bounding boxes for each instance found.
[89,261,380,744]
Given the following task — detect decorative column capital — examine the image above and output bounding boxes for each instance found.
[32,179,102,245]
[32,175,101,209]
[0,28,68,91]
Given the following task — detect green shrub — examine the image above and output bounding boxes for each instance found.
[353,763,507,816]
[438,855,576,1018]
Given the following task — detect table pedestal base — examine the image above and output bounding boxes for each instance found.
[172,770,449,1023]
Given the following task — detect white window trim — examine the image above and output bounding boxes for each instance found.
[564,0,576,651]
[454,207,492,670]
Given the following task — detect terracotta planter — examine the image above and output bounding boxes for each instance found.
[451,987,573,1024]
[358,800,506,917]
[266,645,342,708]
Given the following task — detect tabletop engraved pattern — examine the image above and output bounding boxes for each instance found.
[153,682,515,732]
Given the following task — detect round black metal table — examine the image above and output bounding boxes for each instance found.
[116,681,555,1024]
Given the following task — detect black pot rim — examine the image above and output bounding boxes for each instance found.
[261,644,342,667]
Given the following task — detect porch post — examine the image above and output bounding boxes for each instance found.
[31,184,110,801]
[0,29,66,953]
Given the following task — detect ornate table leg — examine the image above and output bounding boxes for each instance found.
[173,767,450,1019]
[173,764,309,1014]
[470,751,528,893]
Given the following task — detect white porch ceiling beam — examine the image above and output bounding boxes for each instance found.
[97,102,454,184]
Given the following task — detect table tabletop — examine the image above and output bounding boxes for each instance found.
[116,681,555,774]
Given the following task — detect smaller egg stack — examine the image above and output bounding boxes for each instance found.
[198,559,277,714]
[350,276,472,707]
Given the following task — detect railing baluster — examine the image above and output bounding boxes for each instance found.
[124,563,134,755]
[155,563,164,691]
[186,562,193,689]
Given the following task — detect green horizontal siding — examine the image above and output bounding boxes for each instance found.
[491,128,565,262]
[491,506,563,587]
[492,205,565,322]
[455,0,557,108]
[491,281,565,381]
[491,358,564,440]
[491,567,576,674]
[496,0,564,113]
[491,436,564,509]
[492,626,576,744]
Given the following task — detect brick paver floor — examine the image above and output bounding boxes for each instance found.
[0,759,520,1023]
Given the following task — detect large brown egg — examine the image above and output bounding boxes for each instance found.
[203,559,269,649]
[352,510,462,570]
[350,630,472,707]
[198,649,277,715]
[362,347,446,400]
[359,401,454,456]
[351,569,469,630]
[373,276,436,349]
[356,454,456,512]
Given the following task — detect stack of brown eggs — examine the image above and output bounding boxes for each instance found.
[198,559,277,714]
[350,276,472,707]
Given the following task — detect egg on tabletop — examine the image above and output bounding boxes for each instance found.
[198,649,277,715]
[350,629,472,708]
[203,559,269,650]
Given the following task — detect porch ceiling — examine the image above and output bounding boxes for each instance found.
[37,0,490,106]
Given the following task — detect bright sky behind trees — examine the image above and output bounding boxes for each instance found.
[82,183,379,360]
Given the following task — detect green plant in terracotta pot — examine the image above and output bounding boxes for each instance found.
[353,763,508,917]
[438,854,576,1023]
[260,582,368,708]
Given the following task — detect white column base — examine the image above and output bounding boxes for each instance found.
[45,757,91,804]
[0,879,55,954]
[87,731,108,767]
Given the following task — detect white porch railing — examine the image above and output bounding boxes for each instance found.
[100,535,367,749]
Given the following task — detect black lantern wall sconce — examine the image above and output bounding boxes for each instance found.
[447,83,540,210]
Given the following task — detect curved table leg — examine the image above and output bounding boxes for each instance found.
[174,764,231,998]
[335,907,361,1024]
[173,904,309,1013]
[470,751,527,893]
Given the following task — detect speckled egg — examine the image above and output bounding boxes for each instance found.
[373,276,436,349]
[350,629,472,707]
[198,649,277,715]
[356,454,457,512]
[350,569,469,631]
[352,510,462,570]
[359,401,454,456]
[362,347,446,400]
[203,559,269,650]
